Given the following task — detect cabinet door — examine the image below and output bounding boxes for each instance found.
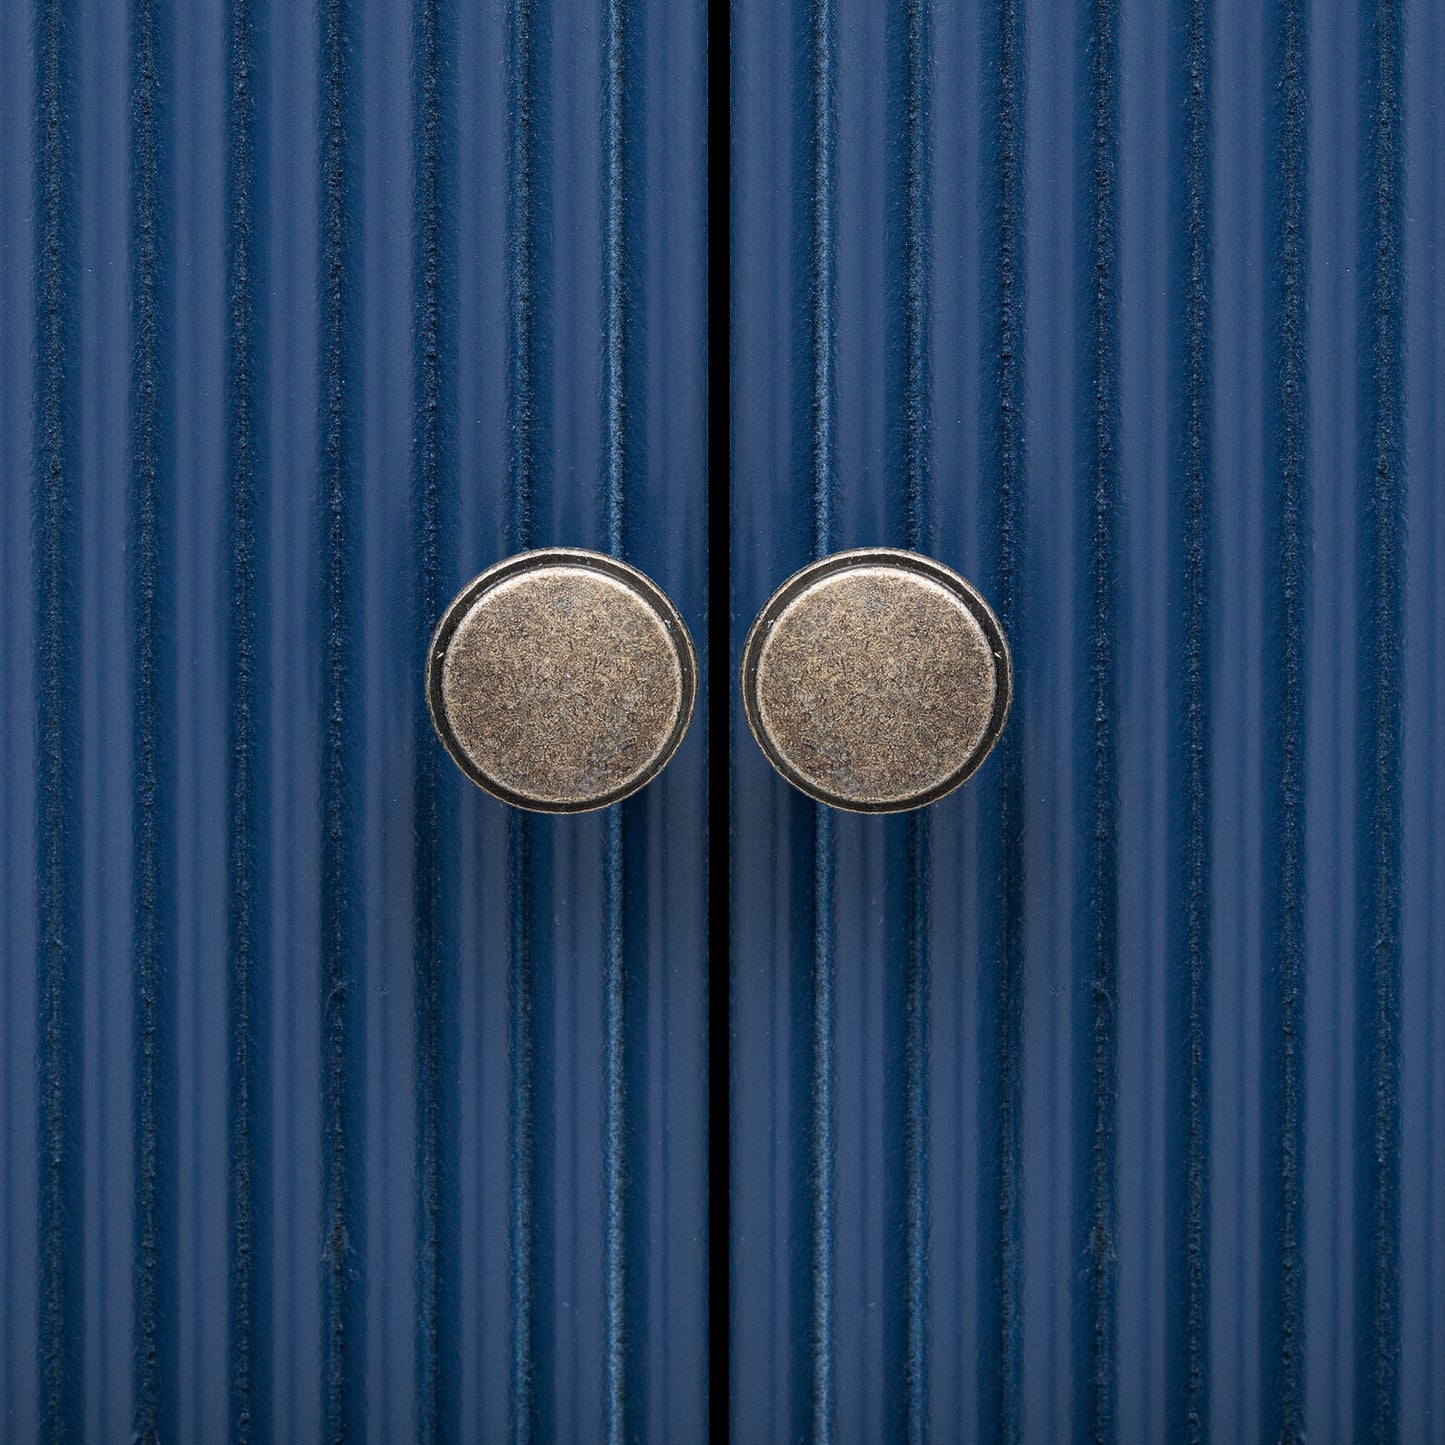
[5,0,1445,1440]
[0,0,707,1438]
[729,0,1445,1440]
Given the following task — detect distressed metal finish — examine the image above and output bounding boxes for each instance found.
[428,549,696,812]
[741,548,1010,811]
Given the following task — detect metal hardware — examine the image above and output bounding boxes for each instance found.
[427,548,697,812]
[740,547,1011,813]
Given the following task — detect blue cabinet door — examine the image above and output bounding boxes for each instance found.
[4,0,1445,1440]
[730,0,1445,1441]
[1,0,707,1438]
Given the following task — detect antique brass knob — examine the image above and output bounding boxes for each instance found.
[427,548,697,812]
[740,548,1011,812]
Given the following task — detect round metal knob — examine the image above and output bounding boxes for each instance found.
[426,548,697,813]
[740,548,1011,813]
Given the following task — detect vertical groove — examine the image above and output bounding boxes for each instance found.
[808,0,837,1438]
[1355,0,1404,1436]
[1074,0,1121,1437]
[601,0,628,1436]
[505,0,537,1439]
[900,0,931,1437]
[34,0,82,1436]
[1166,0,1212,1438]
[318,0,364,1434]
[225,0,272,1434]
[130,0,176,1435]
[979,0,1026,1438]
[1262,0,1308,1436]
[412,0,458,1436]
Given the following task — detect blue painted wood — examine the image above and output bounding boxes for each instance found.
[0,0,707,1438]
[4,0,1445,1437]
[730,2,1444,1444]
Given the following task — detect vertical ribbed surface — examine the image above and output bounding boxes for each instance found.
[731,3,1445,1445]
[1,0,707,1436]
[3,0,1443,1436]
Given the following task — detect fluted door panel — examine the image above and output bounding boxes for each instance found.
[729,0,1445,1439]
[0,0,708,1438]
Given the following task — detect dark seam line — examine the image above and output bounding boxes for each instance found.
[225,0,272,1435]
[35,0,82,1437]
[808,0,837,1437]
[600,0,629,1436]
[505,0,537,1438]
[901,0,930,1437]
[1169,0,1212,1437]
[1356,0,1404,1437]
[1077,0,1121,1436]
[704,0,732,1425]
[1263,0,1307,1436]
[130,0,177,1435]
[319,0,363,1435]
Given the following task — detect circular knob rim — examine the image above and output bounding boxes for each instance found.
[739,547,1012,813]
[426,547,698,813]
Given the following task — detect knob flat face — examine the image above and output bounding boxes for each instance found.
[427,549,697,812]
[741,548,1011,812]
